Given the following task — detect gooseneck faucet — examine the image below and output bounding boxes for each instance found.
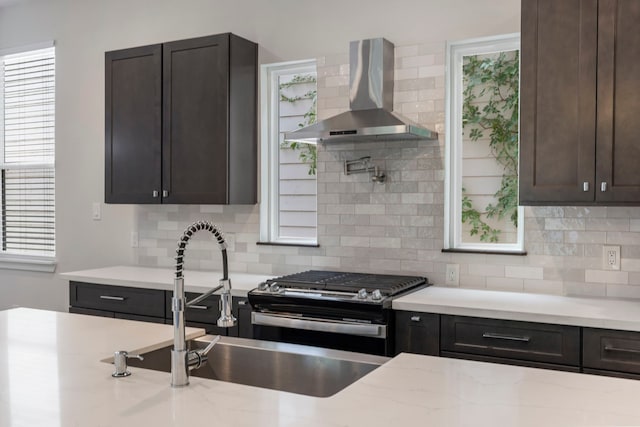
[171,220,236,387]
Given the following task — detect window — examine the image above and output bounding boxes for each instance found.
[0,44,56,270]
[260,60,317,245]
[444,34,524,253]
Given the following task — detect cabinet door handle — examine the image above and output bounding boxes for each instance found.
[152,190,159,198]
[410,315,421,322]
[482,332,530,342]
[604,345,640,354]
[189,305,209,310]
[583,182,590,192]
[100,295,126,301]
[601,182,608,192]
[162,190,169,198]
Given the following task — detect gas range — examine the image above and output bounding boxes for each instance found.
[247,270,429,356]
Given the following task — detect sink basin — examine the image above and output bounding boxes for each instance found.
[122,336,389,397]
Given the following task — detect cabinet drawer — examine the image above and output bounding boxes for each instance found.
[69,282,165,318]
[165,291,222,325]
[441,315,580,366]
[394,311,439,356]
[583,328,640,375]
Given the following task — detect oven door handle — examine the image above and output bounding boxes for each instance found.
[251,312,387,339]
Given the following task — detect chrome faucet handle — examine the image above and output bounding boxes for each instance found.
[112,351,144,377]
[187,335,222,370]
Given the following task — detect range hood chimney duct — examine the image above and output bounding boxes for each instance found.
[284,38,438,143]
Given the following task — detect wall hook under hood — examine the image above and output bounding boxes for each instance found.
[285,38,438,144]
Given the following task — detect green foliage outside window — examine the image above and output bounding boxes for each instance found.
[279,74,317,175]
[461,51,519,243]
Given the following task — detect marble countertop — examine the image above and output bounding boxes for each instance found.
[394,286,640,332]
[3,307,640,426]
[59,265,273,296]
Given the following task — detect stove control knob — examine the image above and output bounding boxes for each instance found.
[269,283,281,293]
[258,282,269,291]
[357,288,368,300]
[371,289,382,301]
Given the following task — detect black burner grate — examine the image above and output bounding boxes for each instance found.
[268,270,427,296]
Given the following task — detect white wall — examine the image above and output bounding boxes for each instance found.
[0,0,519,310]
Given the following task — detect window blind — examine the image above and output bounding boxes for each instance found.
[1,47,55,257]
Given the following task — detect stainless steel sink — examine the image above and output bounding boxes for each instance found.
[123,336,389,397]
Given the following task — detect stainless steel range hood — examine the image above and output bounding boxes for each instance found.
[284,38,438,143]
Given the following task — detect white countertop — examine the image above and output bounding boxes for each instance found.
[394,286,640,332]
[62,266,640,332]
[3,307,640,426]
[60,265,273,296]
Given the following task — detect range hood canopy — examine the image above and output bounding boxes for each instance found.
[285,38,438,143]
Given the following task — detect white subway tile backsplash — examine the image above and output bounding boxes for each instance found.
[468,264,505,277]
[606,284,640,299]
[486,277,524,292]
[606,232,640,245]
[585,269,629,284]
[524,279,564,295]
[505,266,544,280]
[545,218,586,231]
[418,65,445,78]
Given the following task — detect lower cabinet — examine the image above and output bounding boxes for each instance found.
[69,281,253,338]
[231,297,253,339]
[583,328,640,379]
[440,315,581,372]
[394,311,439,356]
[69,281,165,320]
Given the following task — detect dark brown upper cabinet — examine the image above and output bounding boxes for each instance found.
[520,0,640,205]
[105,33,257,204]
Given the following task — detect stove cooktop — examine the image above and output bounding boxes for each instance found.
[263,270,428,297]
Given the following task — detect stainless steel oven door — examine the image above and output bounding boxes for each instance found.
[252,312,387,338]
[251,312,390,355]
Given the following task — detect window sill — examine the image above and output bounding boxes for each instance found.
[0,255,57,273]
[441,248,527,256]
[257,241,320,248]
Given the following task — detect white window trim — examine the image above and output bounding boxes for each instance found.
[0,41,57,271]
[259,59,317,245]
[444,33,524,253]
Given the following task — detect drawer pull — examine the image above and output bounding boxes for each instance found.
[482,332,531,342]
[604,345,640,355]
[189,305,209,310]
[410,316,421,322]
[99,295,125,301]
[238,300,247,306]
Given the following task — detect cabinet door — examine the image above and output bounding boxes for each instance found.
[69,282,165,318]
[162,34,230,204]
[441,315,580,367]
[596,0,640,202]
[583,328,640,376]
[519,0,597,204]
[105,45,162,203]
[394,311,439,356]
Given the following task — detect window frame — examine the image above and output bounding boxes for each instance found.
[259,59,318,246]
[444,34,524,254]
[0,41,56,272]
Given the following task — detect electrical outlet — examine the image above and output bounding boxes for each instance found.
[92,202,101,220]
[130,232,139,248]
[445,264,460,286]
[603,245,621,271]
